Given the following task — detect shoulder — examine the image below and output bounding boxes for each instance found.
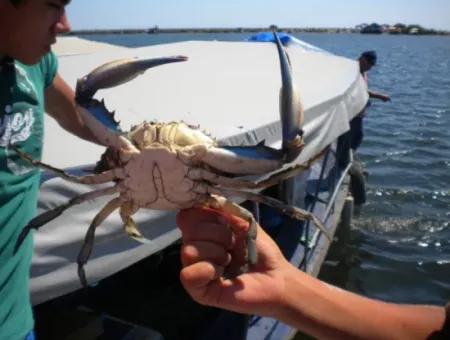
[15,52,59,88]
[38,52,59,88]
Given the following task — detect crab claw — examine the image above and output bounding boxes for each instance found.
[76,56,188,103]
[75,56,188,148]
[218,32,303,170]
[273,31,304,162]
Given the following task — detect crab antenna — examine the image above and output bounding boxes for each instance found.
[273,31,304,162]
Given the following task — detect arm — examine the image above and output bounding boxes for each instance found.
[44,73,99,144]
[177,208,446,340]
[280,267,445,340]
[368,89,391,102]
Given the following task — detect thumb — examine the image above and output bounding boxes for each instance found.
[180,261,224,303]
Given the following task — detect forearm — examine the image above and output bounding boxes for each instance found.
[275,265,445,340]
[45,74,100,144]
[368,90,389,101]
[54,105,98,144]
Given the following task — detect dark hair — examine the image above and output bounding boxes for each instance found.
[360,50,377,66]
[10,0,71,6]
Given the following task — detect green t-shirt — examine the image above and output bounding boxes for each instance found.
[0,52,57,340]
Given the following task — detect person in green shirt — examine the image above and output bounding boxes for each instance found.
[0,1,96,339]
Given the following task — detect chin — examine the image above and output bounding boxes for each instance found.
[17,53,46,65]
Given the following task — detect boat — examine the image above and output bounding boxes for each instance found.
[32,32,368,339]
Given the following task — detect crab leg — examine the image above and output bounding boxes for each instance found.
[233,147,326,189]
[14,186,119,253]
[119,201,149,243]
[78,196,124,287]
[188,148,328,190]
[75,56,188,148]
[205,187,331,241]
[189,163,308,190]
[179,144,282,175]
[204,195,258,273]
[12,146,125,184]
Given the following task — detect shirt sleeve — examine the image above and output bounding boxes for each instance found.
[40,51,59,89]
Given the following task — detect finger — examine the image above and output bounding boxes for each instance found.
[177,207,221,232]
[224,234,249,277]
[177,207,250,235]
[181,242,231,267]
[180,261,224,301]
[178,207,251,240]
[181,221,235,249]
[217,213,250,236]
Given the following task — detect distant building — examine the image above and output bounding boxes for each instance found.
[388,25,403,34]
[360,23,383,34]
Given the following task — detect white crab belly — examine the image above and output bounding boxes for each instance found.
[121,147,198,210]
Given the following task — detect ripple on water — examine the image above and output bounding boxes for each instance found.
[328,219,450,304]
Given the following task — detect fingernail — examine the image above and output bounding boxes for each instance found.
[225,253,232,266]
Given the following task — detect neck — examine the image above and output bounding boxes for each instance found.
[0,54,13,66]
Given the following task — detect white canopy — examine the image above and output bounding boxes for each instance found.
[31,37,368,305]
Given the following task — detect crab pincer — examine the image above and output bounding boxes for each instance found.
[273,31,304,162]
[76,56,188,104]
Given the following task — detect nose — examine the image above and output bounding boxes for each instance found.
[55,13,71,33]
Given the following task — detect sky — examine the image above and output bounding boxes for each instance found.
[66,0,450,31]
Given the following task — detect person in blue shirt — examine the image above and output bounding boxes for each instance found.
[0,1,96,339]
[350,50,391,151]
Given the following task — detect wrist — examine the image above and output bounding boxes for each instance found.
[249,261,299,319]
[271,263,308,321]
[274,266,355,337]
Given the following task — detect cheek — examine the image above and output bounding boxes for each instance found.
[18,20,45,40]
[13,32,47,64]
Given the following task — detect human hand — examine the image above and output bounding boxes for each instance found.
[176,207,295,317]
[380,94,391,102]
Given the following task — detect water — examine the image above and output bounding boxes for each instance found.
[79,32,450,305]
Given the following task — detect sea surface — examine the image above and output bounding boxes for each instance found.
[80,32,450,306]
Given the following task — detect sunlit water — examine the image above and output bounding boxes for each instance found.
[80,32,450,305]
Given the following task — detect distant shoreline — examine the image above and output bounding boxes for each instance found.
[66,27,450,36]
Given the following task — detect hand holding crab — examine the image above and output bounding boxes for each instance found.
[14,32,330,287]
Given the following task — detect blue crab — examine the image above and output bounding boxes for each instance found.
[14,32,329,286]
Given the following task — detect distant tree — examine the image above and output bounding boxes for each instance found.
[360,23,383,34]
[394,23,406,28]
[269,24,278,31]
[408,24,424,30]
